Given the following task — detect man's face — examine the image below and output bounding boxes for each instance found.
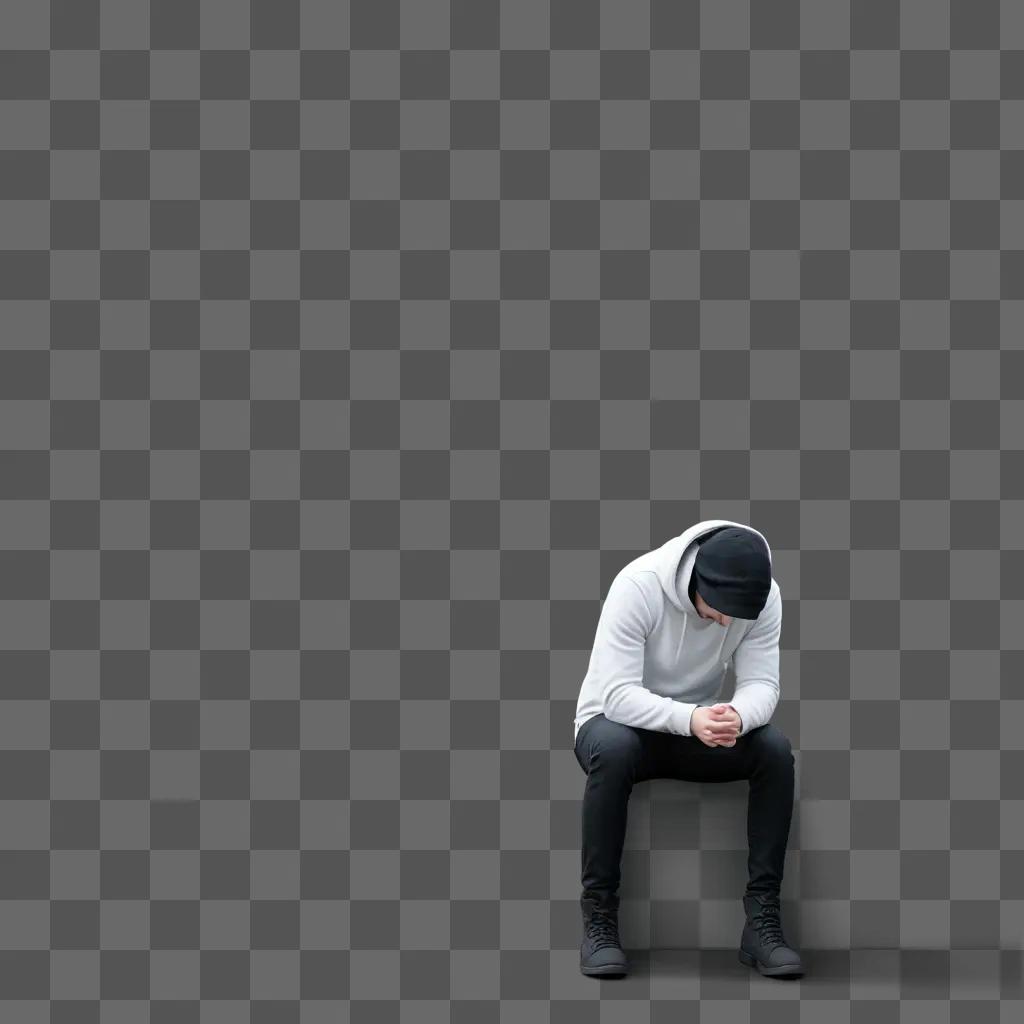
[694,590,731,627]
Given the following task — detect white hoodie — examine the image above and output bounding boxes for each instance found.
[573,519,781,744]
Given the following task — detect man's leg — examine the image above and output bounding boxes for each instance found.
[731,724,801,975]
[740,724,796,897]
[573,714,656,897]
[655,720,802,975]
[573,714,663,977]
[653,721,796,897]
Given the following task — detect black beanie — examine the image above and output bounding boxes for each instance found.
[692,526,771,619]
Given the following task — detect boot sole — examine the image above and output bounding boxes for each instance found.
[738,949,803,977]
[580,961,629,977]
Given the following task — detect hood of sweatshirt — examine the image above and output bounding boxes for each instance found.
[651,518,773,619]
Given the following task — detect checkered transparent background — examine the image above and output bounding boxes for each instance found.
[2,0,1024,1018]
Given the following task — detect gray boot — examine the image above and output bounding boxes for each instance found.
[579,890,629,977]
[738,891,804,977]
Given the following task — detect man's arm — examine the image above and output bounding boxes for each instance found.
[727,585,782,736]
[591,573,698,736]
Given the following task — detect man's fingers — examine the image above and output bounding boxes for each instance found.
[695,705,739,746]
[705,720,738,733]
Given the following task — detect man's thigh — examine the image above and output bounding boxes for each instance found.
[576,715,785,784]
[574,713,662,782]
[647,722,777,783]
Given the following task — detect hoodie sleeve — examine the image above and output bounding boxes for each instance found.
[590,573,699,737]
[728,585,782,736]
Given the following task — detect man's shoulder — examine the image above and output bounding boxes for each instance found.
[614,566,663,602]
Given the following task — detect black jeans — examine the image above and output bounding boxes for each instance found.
[573,712,795,899]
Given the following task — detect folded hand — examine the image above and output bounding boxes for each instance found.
[691,703,741,747]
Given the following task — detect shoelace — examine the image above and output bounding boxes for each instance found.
[751,902,786,948]
[587,910,622,951]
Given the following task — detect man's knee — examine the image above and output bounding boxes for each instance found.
[749,722,794,763]
[586,716,644,770]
